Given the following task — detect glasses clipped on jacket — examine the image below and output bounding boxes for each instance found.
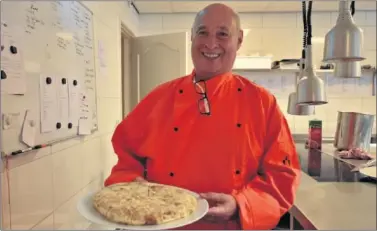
[193,79,211,116]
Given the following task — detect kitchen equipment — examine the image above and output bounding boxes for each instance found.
[287,1,315,116]
[351,159,376,172]
[334,61,362,78]
[287,92,315,115]
[323,0,364,62]
[334,111,375,151]
[296,1,328,106]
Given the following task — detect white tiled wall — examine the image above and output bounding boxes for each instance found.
[139,11,376,136]
[1,1,137,230]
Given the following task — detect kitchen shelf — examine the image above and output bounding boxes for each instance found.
[232,68,376,74]
[232,68,333,73]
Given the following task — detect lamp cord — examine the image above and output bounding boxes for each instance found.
[307,1,313,46]
[301,1,307,69]
[302,1,307,54]
[351,1,355,16]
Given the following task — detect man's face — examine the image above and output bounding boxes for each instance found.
[191,7,243,78]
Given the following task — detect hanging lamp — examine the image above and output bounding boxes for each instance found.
[334,1,362,78]
[287,1,315,115]
[297,1,327,106]
[323,0,365,62]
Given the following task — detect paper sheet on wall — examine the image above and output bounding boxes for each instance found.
[22,110,36,147]
[39,75,58,133]
[98,40,107,77]
[68,78,80,127]
[58,77,69,126]
[1,21,26,95]
[78,91,92,135]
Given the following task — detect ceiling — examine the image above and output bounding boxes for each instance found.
[132,0,377,14]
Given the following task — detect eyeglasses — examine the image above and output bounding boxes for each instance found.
[193,79,211,115]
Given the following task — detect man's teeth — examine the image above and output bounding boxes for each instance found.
[203,53,220,58]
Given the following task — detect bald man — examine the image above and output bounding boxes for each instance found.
[105,3,301,230]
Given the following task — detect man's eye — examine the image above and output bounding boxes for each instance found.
[197,31,207,35]
[218,32,228,37]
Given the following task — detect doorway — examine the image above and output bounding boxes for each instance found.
[121,24,134,118]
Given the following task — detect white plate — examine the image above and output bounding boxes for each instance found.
[360,166,377,179]
[77,186,209,230]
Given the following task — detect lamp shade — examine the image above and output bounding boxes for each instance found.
[323,0,364,62]
[334,61,362,78]
[287,58,316,115]
[287,92,315,115]
[297,45,328,105]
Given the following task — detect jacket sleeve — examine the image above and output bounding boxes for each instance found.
[232,95,301,230]
[104,88,161,187]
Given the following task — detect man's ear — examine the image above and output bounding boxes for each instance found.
[237,30,244,50]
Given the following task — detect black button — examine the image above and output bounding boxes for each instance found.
[10,46,17,54]
[237,88,242,92]
[68,123,73,129]
[169,172,174,177]
[1,70,7,79]
[46,77,52,84]
[179,89,183,94]
[73,80,78,86]
[173,127,179,132]
[237,123,242,127]
[62,78,67,84]
[1,45,4,51]
[235,170,241,175]
[56,122,61,129]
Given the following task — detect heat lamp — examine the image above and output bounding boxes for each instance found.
[323,0,364,62]
[296,1,327,106]
[287,0,315,115]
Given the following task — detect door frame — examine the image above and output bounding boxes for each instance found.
[120,22,134,118]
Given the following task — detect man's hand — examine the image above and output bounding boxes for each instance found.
[200,192,238,223]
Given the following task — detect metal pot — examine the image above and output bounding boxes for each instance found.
[334,111,375,151]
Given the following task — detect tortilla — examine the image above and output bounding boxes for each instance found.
[92,181,198,225]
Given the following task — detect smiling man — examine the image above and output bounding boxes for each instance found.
[104,3,301,230]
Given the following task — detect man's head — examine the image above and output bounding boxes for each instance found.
[191,3,243,80]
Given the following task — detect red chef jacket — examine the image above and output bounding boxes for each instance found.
[104,70,301,230]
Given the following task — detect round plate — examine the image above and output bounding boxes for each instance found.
[360,166,376,179]
[77,186,209,230]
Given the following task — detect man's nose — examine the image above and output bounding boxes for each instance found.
[204,35,219,49]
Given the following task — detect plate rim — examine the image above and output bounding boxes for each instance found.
[77,183,209,230]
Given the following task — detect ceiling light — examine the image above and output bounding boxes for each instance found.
[334,61,362,78]
[297,1,328,106]
[287,0,315,115]
[323,0,364,62]
[287,59,315,115]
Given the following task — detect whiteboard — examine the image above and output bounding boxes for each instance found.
[0,1,98,154]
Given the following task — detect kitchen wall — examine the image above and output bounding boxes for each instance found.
[1,4,376,231]
[139,11,377,136]
[1,1,138,230]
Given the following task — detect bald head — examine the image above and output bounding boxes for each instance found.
[192,3,241,33]
[190,3,243,80]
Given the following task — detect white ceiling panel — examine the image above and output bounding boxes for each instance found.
[133,0,377,13]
